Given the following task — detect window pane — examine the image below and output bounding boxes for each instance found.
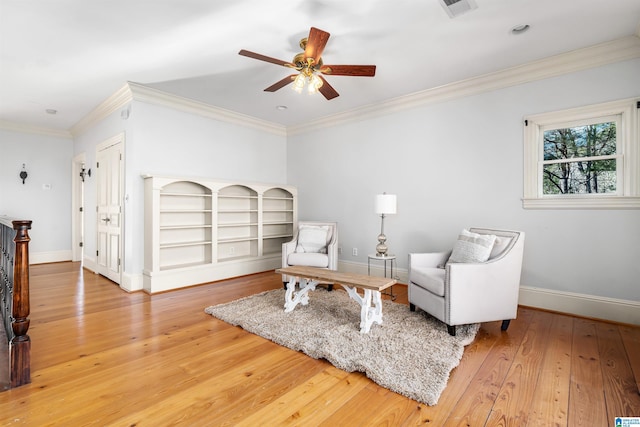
[542,159,616,194]
[543,122,616,161]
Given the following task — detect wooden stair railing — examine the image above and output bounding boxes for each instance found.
[0,217,32,388]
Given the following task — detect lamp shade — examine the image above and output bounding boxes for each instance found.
[375,194,397,215]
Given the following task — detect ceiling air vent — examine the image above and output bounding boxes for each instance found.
[439,0,478,18]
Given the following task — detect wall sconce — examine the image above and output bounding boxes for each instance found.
[79,165,91,182]
[19,164,28,184]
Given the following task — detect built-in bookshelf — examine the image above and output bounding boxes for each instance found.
[217,185,259,262]
[143,175,296,293]
[262,187,295,256]
[158,181,213,270]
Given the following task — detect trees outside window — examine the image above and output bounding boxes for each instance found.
[523,98,640,209]
[542,120,618,195]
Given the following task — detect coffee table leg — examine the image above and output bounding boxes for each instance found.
[284,277,317,312]
[360,290,384,333]
[342,286,384,333]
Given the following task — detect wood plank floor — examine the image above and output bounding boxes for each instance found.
[0,262,638,426]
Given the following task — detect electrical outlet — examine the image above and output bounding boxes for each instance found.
[352,248,358,256]
[338,247,343,255]
[229,247,235,255]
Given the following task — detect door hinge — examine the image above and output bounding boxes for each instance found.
[96,250,99,256]
[119,153,122,160]
[118,259,121,267]
[97,162,100,168]
[79,206,83,212]
[79,242,83,247]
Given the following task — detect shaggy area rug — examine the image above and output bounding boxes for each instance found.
[204,288,478,405]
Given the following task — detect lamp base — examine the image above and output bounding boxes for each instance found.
[376,233,388,257]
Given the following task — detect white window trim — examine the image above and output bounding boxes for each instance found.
[523,97,640,209]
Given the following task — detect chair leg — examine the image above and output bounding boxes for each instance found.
[409,303,416,312]
[501,319,511,331]
[447,325,456,336]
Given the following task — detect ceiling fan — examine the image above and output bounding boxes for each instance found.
[239,27,376,100]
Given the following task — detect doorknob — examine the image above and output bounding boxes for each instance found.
[102,217,111,223]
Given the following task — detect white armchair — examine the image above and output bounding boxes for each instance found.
[408,228,525,336]
[282,222,338,289]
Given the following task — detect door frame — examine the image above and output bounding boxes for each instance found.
[71,153,86,263]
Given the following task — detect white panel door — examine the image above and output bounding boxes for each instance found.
[96,139,123,284]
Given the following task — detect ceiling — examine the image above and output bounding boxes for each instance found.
[1,0,640,132]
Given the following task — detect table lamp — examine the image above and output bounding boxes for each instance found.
[375,193,396,256]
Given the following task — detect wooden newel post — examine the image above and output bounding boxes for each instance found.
[11,220,31,387]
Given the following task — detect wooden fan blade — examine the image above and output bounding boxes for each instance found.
[264,75,297,92]
[320,65,376,77]
[304,27,330,64]
[318,75,339,100]
[239,49,294,67]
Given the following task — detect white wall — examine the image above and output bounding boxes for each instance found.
[287,59,640,310]
[0,129,73,261]
[125,101,288,275]
[73,98,288,287]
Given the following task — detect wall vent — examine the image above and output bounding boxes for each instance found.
[439,0,478,18]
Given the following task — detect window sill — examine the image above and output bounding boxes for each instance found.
[522,197,640,210]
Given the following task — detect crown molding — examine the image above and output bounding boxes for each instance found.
[127,83,287,136]
[68,35,640,139]
[70,84,133,137]
[71,82,287,137]
[287,35,640,136]
[0,120,72,138]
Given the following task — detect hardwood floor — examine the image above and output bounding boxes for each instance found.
[1,262,638,426]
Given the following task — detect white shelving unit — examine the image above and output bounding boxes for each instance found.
[157,181,213,271]
[143,175,296,293]
[217,185,259,262]
[262,187,295,256]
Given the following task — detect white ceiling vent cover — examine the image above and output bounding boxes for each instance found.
[439,0,478,18]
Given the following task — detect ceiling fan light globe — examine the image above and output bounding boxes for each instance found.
[292,73,306,93]
[311,74,323,89]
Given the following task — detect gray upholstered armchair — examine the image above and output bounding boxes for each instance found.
[282,221,338,289]
[408,228,525,336]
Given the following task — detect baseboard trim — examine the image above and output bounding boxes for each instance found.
[82,257,98,274]
[519,286,640,326]
[121,272,143,293]
[78,257,142,292]
[340,260,639,326]
[68,256,640,325]
[30,250,72,265]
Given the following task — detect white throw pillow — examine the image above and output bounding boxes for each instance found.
[489,236,513,260]
[447,229,496,264]
[295,225,329,254]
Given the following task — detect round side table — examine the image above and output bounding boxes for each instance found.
[367,254,396,300]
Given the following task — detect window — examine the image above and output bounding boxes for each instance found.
[523,98,640,209]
